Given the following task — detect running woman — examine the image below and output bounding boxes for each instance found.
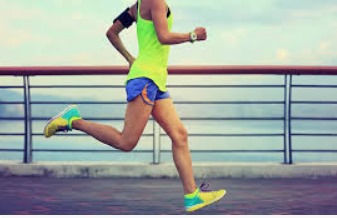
[44,0,226,212]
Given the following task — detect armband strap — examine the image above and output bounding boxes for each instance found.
[136,2,171,18]
[113,8,135,28]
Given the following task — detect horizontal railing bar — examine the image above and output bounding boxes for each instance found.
[292,150,337,153]
[31,117,147,121]
[175,101,284,105]
[0,86,24,89]
[292,85,337,88]
[1,66,337,76]
[28,101,285,105]
[30,101,127,105]
[29,85,285,88]
[31,133,154,137]
[0,133,287,137]
[0,133,283,137]
[32,149,153,153]
[167,85,285,88]
[32,117,130,121]
[161,133,284,137]
[292,101,337,104]
[0,149,24,152]
[30,117,283,121]
[0,66,128,76]
[292,117,337,121]
[191,133,284,137]
[161,150,285,153]
[0,102,24,104]
[0,117,24,121]
[292,133,337,136]
[0,133,25,136]
[30,85,125,89]
[181,117,284,121]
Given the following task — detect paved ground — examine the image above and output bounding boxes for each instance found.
[0,177,336,215]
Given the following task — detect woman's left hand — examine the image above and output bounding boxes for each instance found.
[194,27,207,41]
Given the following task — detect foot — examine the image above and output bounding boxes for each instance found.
[43,105,82,138]
[184,183,227,212]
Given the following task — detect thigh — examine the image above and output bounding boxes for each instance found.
[122,95,153,143]
[152,98,186,138]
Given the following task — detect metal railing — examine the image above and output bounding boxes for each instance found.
[1,66,337,164]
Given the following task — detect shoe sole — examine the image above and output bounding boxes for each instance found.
[43,105,77,138]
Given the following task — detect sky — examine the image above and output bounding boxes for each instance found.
[1,0,337,67]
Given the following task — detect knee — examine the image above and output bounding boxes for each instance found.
[171,127,189,147]
[119,138,139,152]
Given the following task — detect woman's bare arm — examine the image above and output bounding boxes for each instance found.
[151,0,207,45]
[106,5,137,66]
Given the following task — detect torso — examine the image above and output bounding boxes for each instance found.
[139,0,152,21]
[131,0,170,22]
[127,0,173,92]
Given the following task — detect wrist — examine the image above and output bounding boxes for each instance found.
[127,56,135,63]
[189,31,197,43]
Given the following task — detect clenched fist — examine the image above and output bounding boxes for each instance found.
[194,27,207,41]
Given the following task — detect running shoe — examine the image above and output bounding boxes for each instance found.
[184,182,227,212]
[43,105,82,138]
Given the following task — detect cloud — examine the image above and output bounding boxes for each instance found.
[276,49,289,61]
[171,0,337,29]
[0,1,44,19]
[220,28,247,46]
[1,0,337,66]
[0,24,51,49]
[275,0,337,10]
[310,40,337,65]
[0,1,48,48]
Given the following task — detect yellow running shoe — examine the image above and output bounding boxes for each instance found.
[43,105,82,138]
[184,182,227,212]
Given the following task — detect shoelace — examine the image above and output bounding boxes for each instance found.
[200,182,211,192]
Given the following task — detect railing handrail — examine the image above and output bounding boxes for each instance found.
[1,65,337,76]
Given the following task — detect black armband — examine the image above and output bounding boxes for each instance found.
[113,8,135,28]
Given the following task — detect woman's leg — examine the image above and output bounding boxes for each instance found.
[72,96,153,152]
[151,98,197,194]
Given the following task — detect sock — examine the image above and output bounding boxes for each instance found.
[69,117,81,129]
[184,188,199,199]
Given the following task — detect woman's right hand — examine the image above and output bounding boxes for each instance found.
[194,27,207,41]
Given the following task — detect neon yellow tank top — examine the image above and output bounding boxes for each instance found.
[127,0,173,92]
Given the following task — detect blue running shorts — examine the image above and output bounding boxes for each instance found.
[126,78,170,106]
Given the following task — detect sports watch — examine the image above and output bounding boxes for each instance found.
[189,31,197,43]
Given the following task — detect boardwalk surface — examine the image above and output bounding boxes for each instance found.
[0,177,336,215]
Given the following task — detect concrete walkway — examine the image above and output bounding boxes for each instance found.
[0,177,336,215]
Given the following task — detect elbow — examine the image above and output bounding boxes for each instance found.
[106,30,114,39]
[157,34,171,45]
[106,29,118,40]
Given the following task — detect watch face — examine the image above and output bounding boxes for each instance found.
[191,32,197,41]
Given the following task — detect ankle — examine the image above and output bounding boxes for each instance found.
[71,118,83,130]
[184,188,199,199]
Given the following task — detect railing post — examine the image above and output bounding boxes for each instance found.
[288,74,293,164]
[153,119,161,164]
[284,74,293,164]
[23,75,33,164]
